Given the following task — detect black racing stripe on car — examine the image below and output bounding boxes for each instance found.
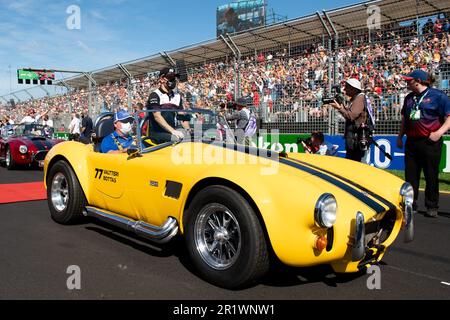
[29,138,52,150]
[286,158,396,211]
[43,139,54,149]
[279,158,386,214]
[29,139,46,150]
[206,142,386,214]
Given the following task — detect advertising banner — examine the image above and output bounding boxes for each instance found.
[54,132,70,140]
[252,134,450,172]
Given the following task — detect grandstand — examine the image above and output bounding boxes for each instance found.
[1,0,449,134]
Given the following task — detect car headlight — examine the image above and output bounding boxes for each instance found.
[314,194,337,228]
[19,145,28,154]
[400,182,414,206]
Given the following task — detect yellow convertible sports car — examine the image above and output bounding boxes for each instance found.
[44,109,414,289]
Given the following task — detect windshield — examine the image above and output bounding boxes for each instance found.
[138,108,235,147]
[3,124,54,138]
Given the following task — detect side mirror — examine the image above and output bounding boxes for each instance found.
[127,147,139,155]
[127,148,141,159]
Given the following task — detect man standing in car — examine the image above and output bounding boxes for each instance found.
[145,67,190,144]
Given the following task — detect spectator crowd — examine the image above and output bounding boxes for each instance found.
[1,15,449,132]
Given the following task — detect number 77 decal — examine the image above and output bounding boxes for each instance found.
[94,168,104,179]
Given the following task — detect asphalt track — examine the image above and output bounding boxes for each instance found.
[0,166,449,300]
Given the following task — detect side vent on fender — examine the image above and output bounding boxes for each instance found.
[165,181,182,199]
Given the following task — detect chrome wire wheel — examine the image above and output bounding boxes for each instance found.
[5,149,10,167]
[51,172,69,212]
[194,203,242,270]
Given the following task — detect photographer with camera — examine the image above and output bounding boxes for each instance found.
[329,79,372,162]
[300,132,338,156]
[220,98,254,146]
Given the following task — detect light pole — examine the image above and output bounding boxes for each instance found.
[9,64,12,95]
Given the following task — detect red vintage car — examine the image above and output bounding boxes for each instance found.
[0,124,64,170]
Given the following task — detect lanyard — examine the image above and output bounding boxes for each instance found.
[111,133,138,151]
[111,134,124,151]
[412,90,429,111]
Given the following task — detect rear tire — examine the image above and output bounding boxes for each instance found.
[47,160,86,225]
[184,185,269,289]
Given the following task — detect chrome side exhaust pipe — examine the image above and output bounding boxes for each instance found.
[83,206,178,244]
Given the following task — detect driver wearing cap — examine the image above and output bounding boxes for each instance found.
[145,67,191,144]
[100,109,137,154]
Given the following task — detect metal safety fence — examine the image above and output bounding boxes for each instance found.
[1,0,449,136]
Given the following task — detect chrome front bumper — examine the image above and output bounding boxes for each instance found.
[351,205,414,263]
[403,201,414,243]
[352,212,366,262]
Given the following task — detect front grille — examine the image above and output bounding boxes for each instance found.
[33,151,48,161]
[356,210,397,269]
[358,245,385,269]
[364,210,397,248]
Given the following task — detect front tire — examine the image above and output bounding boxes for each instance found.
[5,147,16,170]
[184,185,269,289]
[47,160,86,224]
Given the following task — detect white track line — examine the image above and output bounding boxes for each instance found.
[385,265,447,284]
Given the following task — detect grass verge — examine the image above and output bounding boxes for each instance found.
[387,170,450,192]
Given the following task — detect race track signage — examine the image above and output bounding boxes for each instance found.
[17,69,55,85]
[53,132,70,140]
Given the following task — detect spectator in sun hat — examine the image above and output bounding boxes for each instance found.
[330,78,371,162]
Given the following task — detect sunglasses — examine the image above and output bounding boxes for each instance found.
[119,118,134,124]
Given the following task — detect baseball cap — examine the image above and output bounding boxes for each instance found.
[401,69,429,82]
[234,97,249,107]
[114,109,133,122]
[159,67,179,79]
[346,78,362,91]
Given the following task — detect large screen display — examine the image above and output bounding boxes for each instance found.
[217,0,265,37]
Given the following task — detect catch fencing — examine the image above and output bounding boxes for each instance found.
[1,0,449,136]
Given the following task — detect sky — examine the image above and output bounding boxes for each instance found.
[0,0,363,99]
